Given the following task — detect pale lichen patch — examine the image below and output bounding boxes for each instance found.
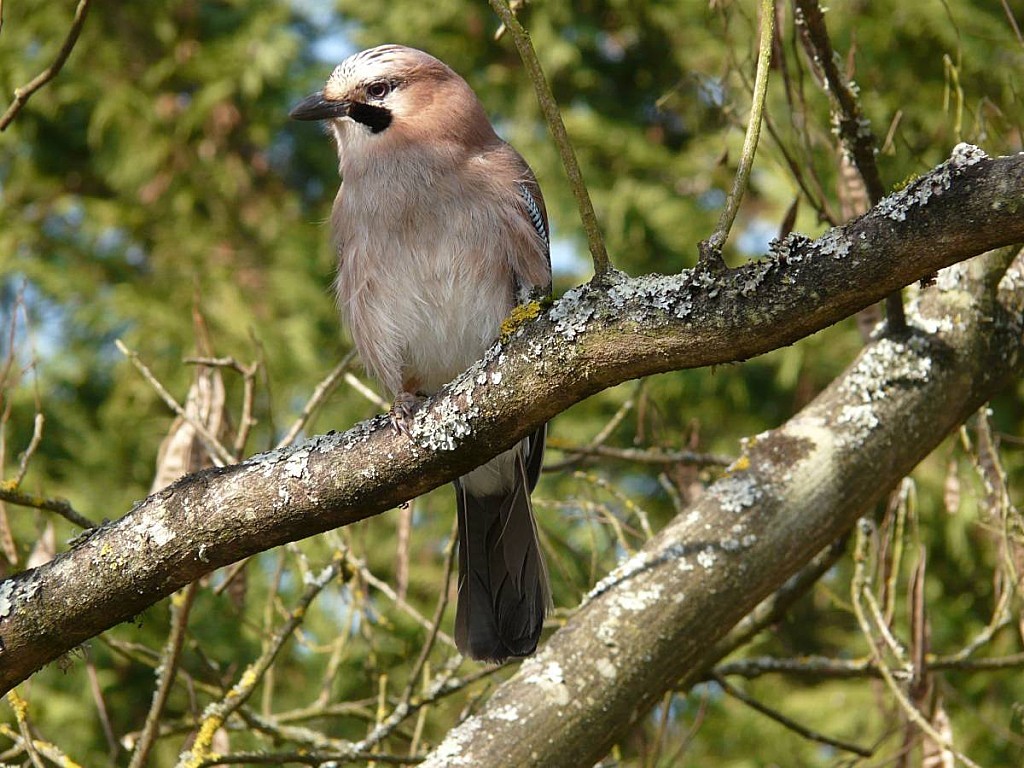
[840,337,933,407]
[282,446,311,479]
[875,143,987,222]
[523,659,571,707]
[0,578,15,620]
[419,715,482,767]
[836,403,880,443]
[488,704,521,722]
[585,550,655,602]
[595,657,618,680]
[815,228,852,260]
[144,518,176,548]
[411,383,480,452]
[548,285,596,341]
[769,233,812,265]
[612,584,663,612]
[696,547,717,570]
[712,473,763,514]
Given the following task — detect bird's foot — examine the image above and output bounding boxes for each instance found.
[390,391,424,437]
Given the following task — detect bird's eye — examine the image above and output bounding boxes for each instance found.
[366,81,392,100]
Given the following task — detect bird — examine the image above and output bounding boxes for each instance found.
[290,45,551,662]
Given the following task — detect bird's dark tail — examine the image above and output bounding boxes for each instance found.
[453,427,548,662]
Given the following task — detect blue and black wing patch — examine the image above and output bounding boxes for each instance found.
[518,182,549,248]
[514,180,551,303]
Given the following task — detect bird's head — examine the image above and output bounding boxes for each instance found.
[290,45,497,167]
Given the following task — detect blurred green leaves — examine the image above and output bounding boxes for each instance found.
[1,0,1022,765]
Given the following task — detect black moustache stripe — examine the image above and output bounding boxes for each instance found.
[348,102,393,134]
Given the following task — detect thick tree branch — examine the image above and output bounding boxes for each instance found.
[419,234,1024,768]
[0,146,1021,696]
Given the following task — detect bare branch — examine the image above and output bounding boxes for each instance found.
[714,651,1024,681]
[416,232,1024,765]
[179,556,342,767]
[0,0,92,131]
[488,0,610,275]
[129,582,198,768]
[851,521,982,768]
[116,339,235,466]
[712,673,873,757]
[701,0,776,267]
[794,0,907,330]
[0,483,96,530]
[547,441,732,469]
[1,148,1022,701]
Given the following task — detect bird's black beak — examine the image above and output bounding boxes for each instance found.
[289,92,349,121]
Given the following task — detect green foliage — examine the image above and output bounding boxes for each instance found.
[1,0,1022,765]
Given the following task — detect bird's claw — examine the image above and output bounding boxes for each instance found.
[390,391,422,437]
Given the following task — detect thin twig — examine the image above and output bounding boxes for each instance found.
[249,654,498,764]
[350,663,502,758]
[702,535,848,667]
[344,372,390,410]
[212,557,250,598]
[400,521,460,708]
[184,356,263,457]
[648,690,675,768]
[851,520,983,768]
[864,583,910,664]
[543,385,637,472]
[6,691,46,768]
[181,356,249,371]
[84,648,119,759]
[0,482,96,529]
[973,407,1024,594]
[794,0,906,331]
[14,413,44,485]
[116,339,234,466]
[237,708,354,752]
[129,582,199,768]
[548,441,732,469]
[408,669,429,758]
[488,0,610,276]
[0,0,92,131]
[712,673,873,757]
[234,361,259,457]
[1002,0,1024,45]
[657,472,686,515]
[178,557,343,767]
[700,0,775,267]
[574,470,654,541]
[192,750,423,766]
[341,547,457,647]
[277,352,356,449]
[880,479,911,625]
[715,651,1024,680]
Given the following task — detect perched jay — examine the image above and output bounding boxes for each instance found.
[291,45,551,662]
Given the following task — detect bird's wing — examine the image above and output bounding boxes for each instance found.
[513,171,552,300]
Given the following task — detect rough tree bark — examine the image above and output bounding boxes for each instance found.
[1,145,1022,723]
[419,246,1024,768]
